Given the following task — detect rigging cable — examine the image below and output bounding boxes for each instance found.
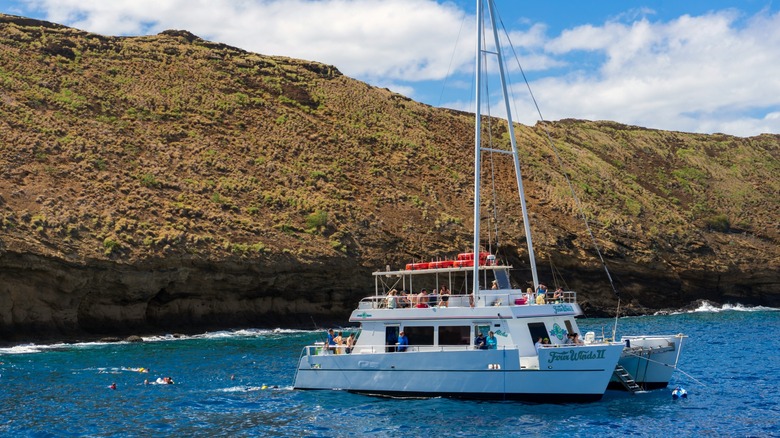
[436,9,469,108]
[494,10,622,323]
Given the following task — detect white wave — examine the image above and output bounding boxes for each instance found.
[139,328,316,343]
[1,327,321,354]
[0,344,45,355]
[690,301,779,313]
[218,385,265,392]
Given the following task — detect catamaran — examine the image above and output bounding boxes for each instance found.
[293,0,684,401]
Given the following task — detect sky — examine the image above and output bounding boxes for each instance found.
[1,0,779,137]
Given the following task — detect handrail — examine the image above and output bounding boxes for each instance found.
[302,343,517,356]
[357,290,577,309]
[301,340,612,358]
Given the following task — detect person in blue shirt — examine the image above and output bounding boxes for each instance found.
[475,332,487,349]
[486,331,497,349]
[397,331,409,352]
[326,329,336,353]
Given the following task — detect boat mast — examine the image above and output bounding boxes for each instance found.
[473,0,540,295]
[471,0,484,297]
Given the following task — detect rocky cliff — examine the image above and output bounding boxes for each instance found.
[1,14,778,343]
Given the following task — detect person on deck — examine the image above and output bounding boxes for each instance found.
[439,285,450,307]
[326,329,336,353]
[418,289,429,306]
[475,332,487,350]
[386,289,398,309]
[535,337,544,352]
[536,284,547,304]
[346,333,356,354]
[487,331,497,349]
[552,287,563,303]
[397,331,409,352]
[428,288,439,307]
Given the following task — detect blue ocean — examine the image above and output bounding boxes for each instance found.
[1,303,778,437]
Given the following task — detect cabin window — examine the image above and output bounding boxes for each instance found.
[404,326,434,346]
[527,322,548,343]
[474,324,491,340]
[438,326,470,345]
[564,320,574,337]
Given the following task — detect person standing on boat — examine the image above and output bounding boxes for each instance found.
[536,284,547,300]
[386,289,398,309]
[345,333,356,354]
[439,285,450,307]
[397,331,409,352]
[333,332,344,354]
[487,331,497,349]
[474,332,487,350]
[535,337,543,352]
[326,329,336,353]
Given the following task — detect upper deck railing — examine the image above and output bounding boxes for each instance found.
[358,289,577,310]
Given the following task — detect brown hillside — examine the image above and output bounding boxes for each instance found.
[0,14,778,342]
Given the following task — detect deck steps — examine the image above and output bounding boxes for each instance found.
[613,364,642,393]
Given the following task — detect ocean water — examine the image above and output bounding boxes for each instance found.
[1,303,778,437]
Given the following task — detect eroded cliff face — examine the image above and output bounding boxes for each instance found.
[0,251,370,342]
[2,247,777,343]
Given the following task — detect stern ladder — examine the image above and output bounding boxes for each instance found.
[613,364,642,393]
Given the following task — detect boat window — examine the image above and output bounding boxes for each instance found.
[564,320,574,336]
[404,326,434,346]
[474,324,490,340]
[527,322,548,343]
[438,326,470,345]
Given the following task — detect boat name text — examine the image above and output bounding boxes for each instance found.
[552,304,574,314]
[547,349,606,364]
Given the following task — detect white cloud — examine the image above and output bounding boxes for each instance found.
[517,9,780,136]
[13,0,780,136]
[24,0,472,82]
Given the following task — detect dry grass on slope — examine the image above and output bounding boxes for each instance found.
[1,14,778,275]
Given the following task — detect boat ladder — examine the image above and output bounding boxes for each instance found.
[613,364,642,394]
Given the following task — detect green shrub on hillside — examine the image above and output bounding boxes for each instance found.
[705,214,730,232]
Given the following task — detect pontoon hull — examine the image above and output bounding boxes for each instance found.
[294,344,624,402]
[610,335,683,390]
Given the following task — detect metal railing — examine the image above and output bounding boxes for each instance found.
[303,343,518,356]
[358,290,577,309]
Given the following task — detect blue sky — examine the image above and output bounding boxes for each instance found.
[1,0,779,137]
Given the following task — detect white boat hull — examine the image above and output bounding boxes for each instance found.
[611,335,684,390]
[294,344,624,402]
